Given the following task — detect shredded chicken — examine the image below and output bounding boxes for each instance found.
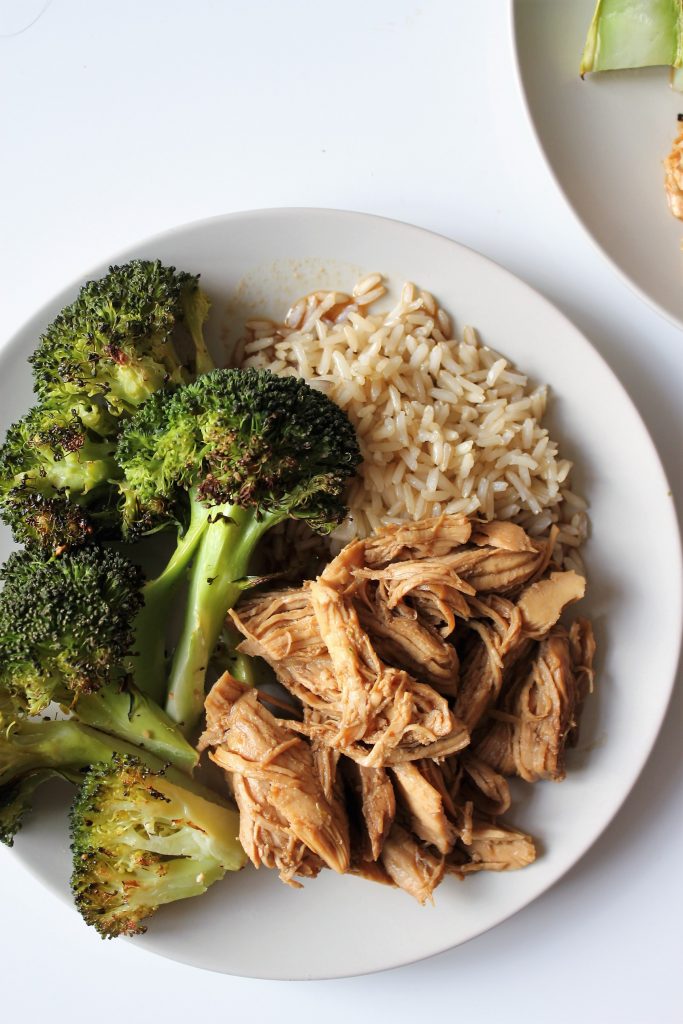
[353,557,475,613]
[348,858,397,887]
[362,514,472,566]
[453,595,524,731]
[457,532,556,592]
[209,513,595,903]
[565,620,595,752]
[232,582,469,767]
[517,571,585,636]
[459,752,511,816]
[353,577,460,694]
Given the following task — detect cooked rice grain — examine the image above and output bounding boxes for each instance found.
[237,276,587,565]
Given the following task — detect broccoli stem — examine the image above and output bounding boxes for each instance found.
[0,768,74,846]
[128,497,212,703]
[0,718,147,788]
[212,622,258,686]
[181,289,214,376]
[165,505,279,733]
[1,714,223,795]
[187,324,214,377]
[580,0,683,75]
[74,682,198,773]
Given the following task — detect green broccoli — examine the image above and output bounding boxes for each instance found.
[116,367,361,733]
[1,260,214,552]
[1,493,96,553]
[0,403,121,549]
[29,259,213,421]
[0,690,140,846]
[0,547,197,772]
[70,754,245,937]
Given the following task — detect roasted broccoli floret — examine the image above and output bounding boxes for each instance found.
[117,368,361,733]
[1,493,96,552]
[0,403,119,500]
[1,260,213,551]
[30,260,213,420]
[0,403,122,550]
[0,547,197,771]
[70,754,245,937]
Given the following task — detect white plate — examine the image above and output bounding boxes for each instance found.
[511,0,683,329]
[3,209,680,979]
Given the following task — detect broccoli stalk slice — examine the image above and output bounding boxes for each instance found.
[580,0,683,75]
[165,505,278,732]
[127,496,212,703]
[70,754,246,937]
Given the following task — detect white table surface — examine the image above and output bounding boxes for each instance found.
[1,1,681,1020]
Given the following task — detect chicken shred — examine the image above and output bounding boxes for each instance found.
[517,571,585,636]
[362,514,472,566]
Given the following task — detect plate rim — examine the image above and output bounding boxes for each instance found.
[507,0,683,333]
[1,206,682,978]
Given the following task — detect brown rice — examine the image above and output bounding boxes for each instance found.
[234,275,587,574]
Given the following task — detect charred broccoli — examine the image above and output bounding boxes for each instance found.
[0,403,121,549]
[30,260,213,420]
[0,260,214,553]
[116,367,361,733]
[70,754,245,937]
[0,547,197,771]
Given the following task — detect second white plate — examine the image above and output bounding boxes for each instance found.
[511,0,683,328]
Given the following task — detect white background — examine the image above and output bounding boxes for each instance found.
[1,1,681,1021]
